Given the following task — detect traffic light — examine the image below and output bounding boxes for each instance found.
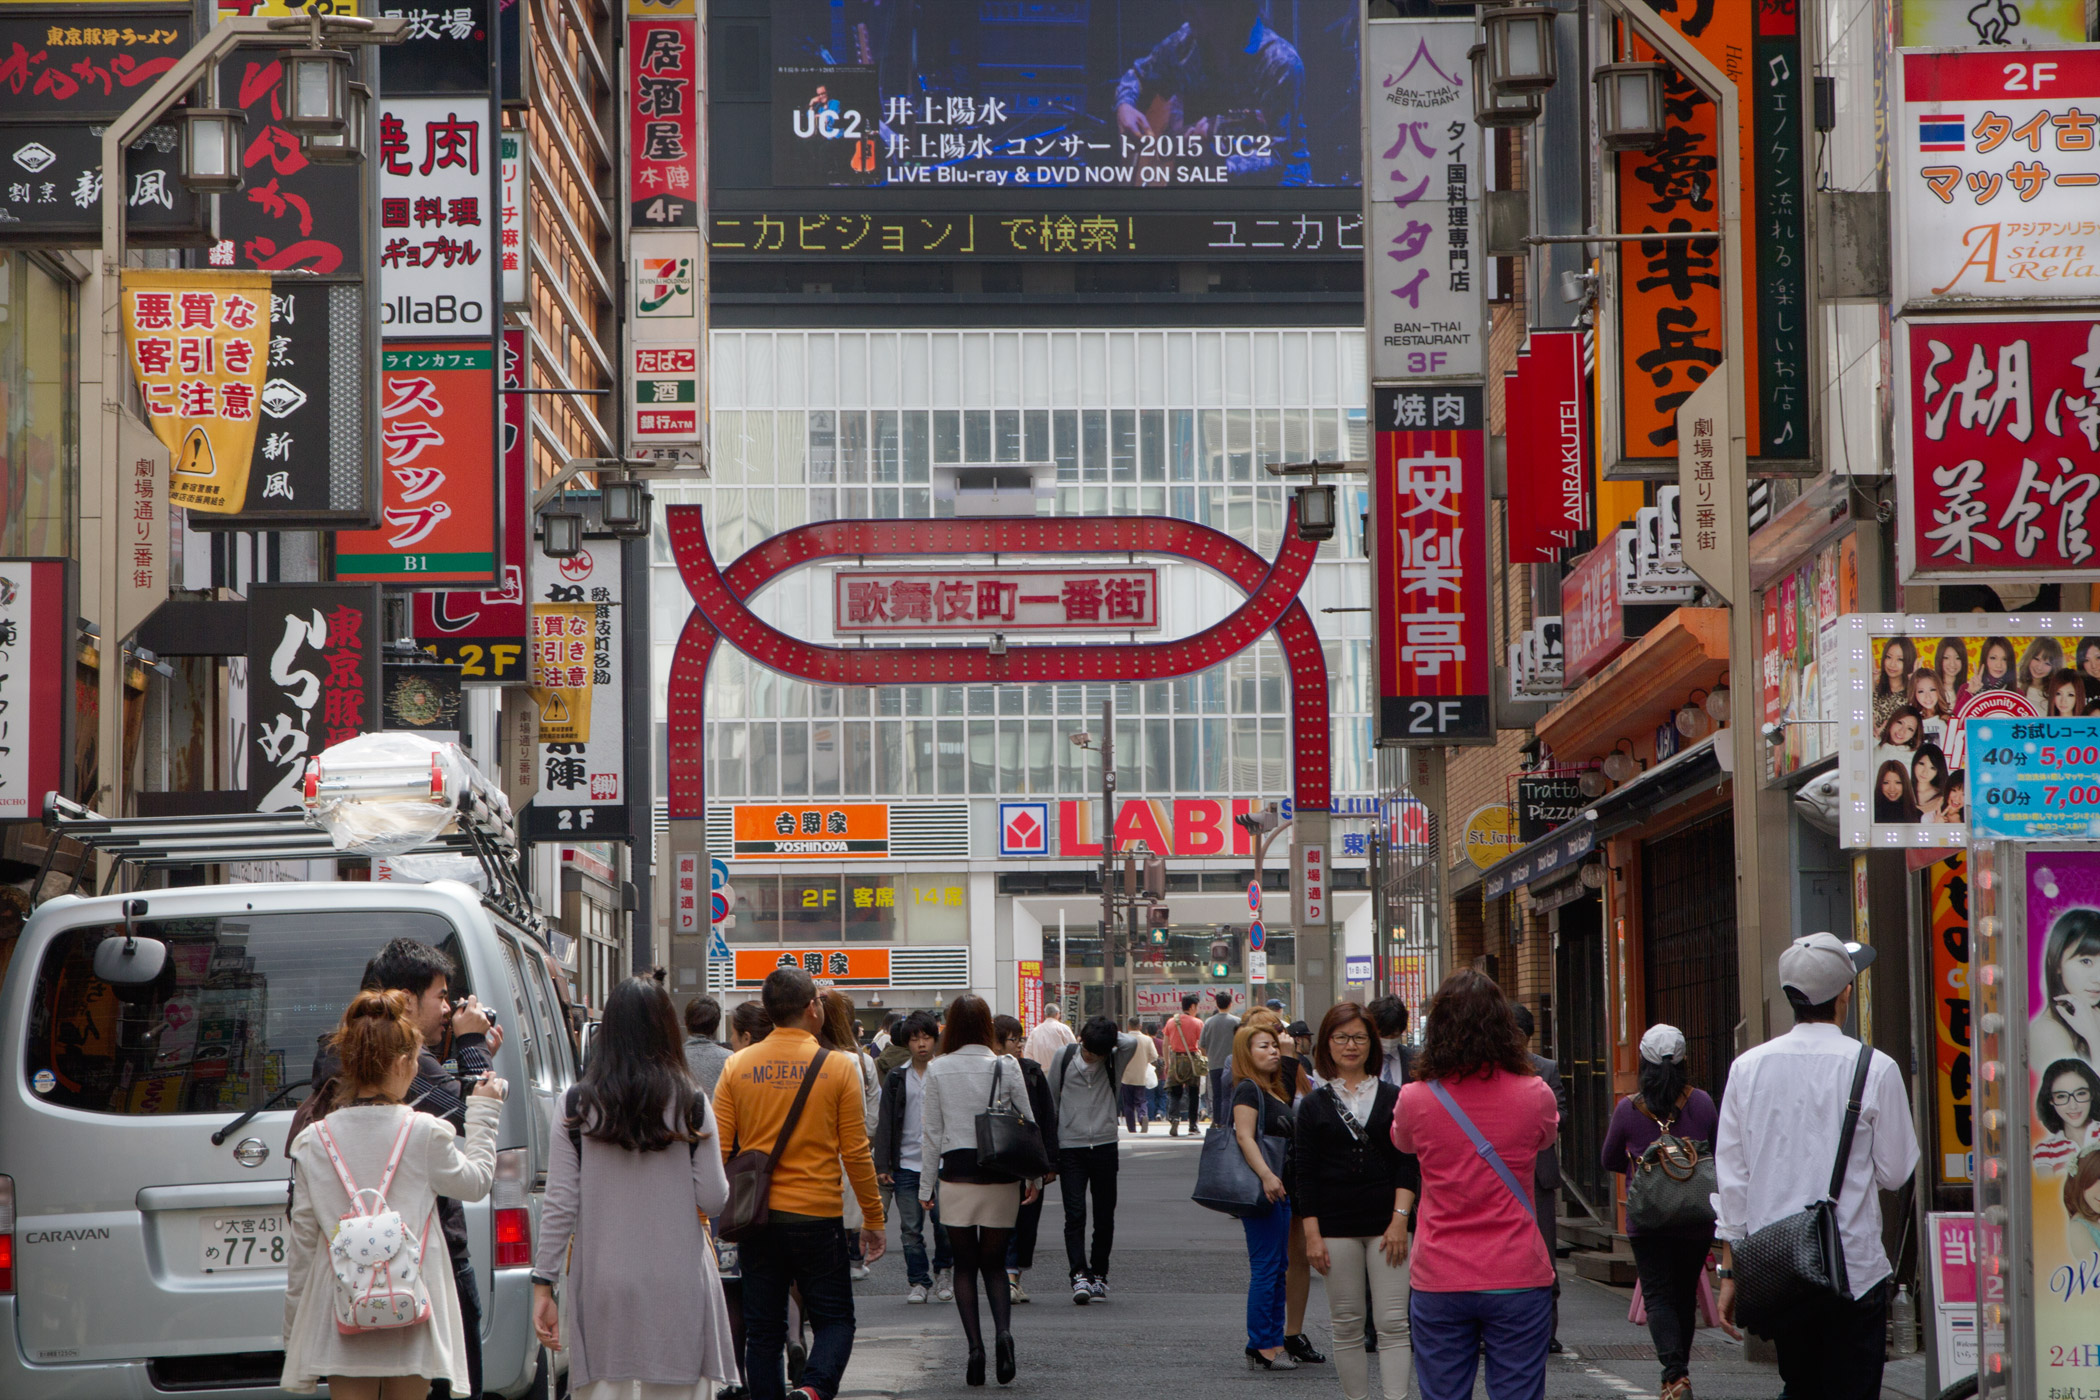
[1148,904,1170,946]
[1143,854,1166,899]
[1209,926,1240,978]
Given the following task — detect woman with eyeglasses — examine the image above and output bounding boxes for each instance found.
[1293,1003,1419,1400]
[2034,1058,2100,1177]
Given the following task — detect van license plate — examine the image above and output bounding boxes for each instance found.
[201,1213,287,1271]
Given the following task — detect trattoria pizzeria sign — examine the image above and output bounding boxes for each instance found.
[833,568,1160,632]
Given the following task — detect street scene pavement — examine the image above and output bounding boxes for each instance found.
[840,1131,1930,1400]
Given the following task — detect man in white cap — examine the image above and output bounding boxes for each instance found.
[1713,932,1919,1400]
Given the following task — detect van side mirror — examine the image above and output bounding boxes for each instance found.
[95,899,167,985]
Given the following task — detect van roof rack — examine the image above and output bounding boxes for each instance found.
[37,793,553,944]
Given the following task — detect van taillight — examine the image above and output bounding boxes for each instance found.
[0,1174,14,1293]
[492,1148,530,1268]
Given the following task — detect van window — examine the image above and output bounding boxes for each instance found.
[493,937,543,1089]
[24,912,462,1116]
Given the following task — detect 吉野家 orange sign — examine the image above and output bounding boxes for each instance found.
[733,948,894,987]
[732,803,890,859]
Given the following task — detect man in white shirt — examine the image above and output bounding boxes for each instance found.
[1022,1002,1077,1069]
[1714,932,1919,1400]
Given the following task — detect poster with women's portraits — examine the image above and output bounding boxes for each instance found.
[2022,851,2100,1374]
[1837,615,2100,849]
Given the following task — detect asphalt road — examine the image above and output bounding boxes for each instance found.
[833,1125,1933,1400]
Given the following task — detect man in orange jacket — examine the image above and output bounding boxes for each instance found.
[716,967,887,1400]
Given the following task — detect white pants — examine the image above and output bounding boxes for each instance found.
[1324,1236,1412,1400]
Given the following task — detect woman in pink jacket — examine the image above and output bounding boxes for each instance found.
[1390,971,1558,1400]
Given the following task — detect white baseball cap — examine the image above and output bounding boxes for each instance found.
[1639,1024,1687,1065]
[1779,931,1876,1006]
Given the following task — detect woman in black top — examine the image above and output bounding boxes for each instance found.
[1232,1022,1299,1371]
[1294,1003,1420,1400]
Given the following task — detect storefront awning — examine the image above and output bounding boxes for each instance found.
[1478,733,1732,901]
[1538,607,1729,763]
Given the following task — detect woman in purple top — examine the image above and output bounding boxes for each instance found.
[1599,1025,1727,1400]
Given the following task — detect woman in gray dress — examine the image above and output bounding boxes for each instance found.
[533,977,736,1400]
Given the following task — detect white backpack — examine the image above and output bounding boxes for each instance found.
[315,1112,436,1335]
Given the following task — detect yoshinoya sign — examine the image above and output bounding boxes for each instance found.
[1897,313,2100,582]
[1374,383,1492,744]
[1364,17,1483,383]
[731,803,890,859]
[1894,47,2100,306]
[834,568,1161,633]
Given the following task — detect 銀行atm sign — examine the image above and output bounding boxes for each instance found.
[1048,798,1298,859]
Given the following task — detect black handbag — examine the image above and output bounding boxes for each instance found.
[974,1059,1052,1181]
[1623,1095,1717,1235]
[1191,1121,1287,1218]
[1732,1043,1874,1338]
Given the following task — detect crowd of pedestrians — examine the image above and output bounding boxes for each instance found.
[272,930,1918,1400]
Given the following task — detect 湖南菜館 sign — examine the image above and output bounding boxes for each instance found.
[1897,313,2100,581]
[1895,47,2100,306]
[1374,384,1491,744]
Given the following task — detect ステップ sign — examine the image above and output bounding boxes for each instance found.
[1899,314,2100,581]
[833,568,1161,632]
[1375,384,1490,743]
[335,343,498,583]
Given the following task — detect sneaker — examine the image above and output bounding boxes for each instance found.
[1087,1274,1108,1301]
[907,1283,929,1304]
[789,1388,824,1400]
[1169,1123,1179,1137]
[1008,1270,1029,1303]
[1072,1273,1093,1305]
[935,1270,954,1302]
[850,1262,872,1281]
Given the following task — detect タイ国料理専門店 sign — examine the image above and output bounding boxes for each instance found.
[834,568,1161,632]
[1898,314,2100,582]
[1374,383,1491,744]
[1895,47,2100,306]
[1364,18,1482,383]
[121,269,271,515]
[334,343,498,582]
[732,803,890,859]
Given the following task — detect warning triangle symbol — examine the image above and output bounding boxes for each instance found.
[540,691,573,725]
[176,425,217,478]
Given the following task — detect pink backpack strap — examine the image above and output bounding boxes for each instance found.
[373,1111,417,1202]
[313,1121,363,1201]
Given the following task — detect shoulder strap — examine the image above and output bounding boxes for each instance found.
[313,1121,362,1201]
[688,1088,706,1160]
[766,1047,829,1171]
[1056,1043,1079,1097]
[373,1110,416,1201]
[988,1056,1006,1107]
[1427,1079,1535,1220]
[565,1085,583,1156]
[1826,1043,1875,1203]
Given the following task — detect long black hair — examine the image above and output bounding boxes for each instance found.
[568,976,700,1153]
[1637,1055,1690,1120]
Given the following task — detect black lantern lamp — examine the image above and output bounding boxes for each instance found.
[180,107,244,193]
[282,46,355,135]
[1470,44,1542,128]
[1595,61,1668,151]
[302,80,369,163]
[1483,5,1558,94]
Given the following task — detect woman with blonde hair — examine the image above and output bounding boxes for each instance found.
[282,990,506,1399]
[1233,1021,1300,1371]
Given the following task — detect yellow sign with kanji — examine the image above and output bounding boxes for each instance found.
[529,603,596,743]
[120,270,270,514]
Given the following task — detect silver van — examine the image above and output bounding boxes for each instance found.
[0,876,577,1399]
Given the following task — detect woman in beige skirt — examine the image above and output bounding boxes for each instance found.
[918,994,1040,1387]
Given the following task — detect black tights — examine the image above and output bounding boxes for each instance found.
[946,1225,1014,1351]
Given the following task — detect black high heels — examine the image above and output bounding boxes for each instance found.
[1245,1347,1299,1371]
[995,1333,1016,1384]
[966,1344,987,1386]
[1283,1333,1327,1364]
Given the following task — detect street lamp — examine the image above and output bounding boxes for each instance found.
[1594,62,1667,150]
[301,80,369,163]
[540,506,584,558]
[1470,45,1542,129]
[1483,5,1559,94]
[282,46,355,135]
[179,107,244,192]
[1295,484,1337,541]
[600,477,654,538]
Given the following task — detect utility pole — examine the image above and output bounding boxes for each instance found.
[1237,803,1289,1013]
[1369,818,1386,997]
[1075,697,1120,1023]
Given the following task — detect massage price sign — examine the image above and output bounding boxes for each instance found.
[1969,718,2100,839]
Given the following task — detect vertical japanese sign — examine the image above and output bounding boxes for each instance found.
[413,327,528,676]
[1675,373,1736,600]
[529,600,596,742]
[1508,330,1592,563]
[1294,843,1327,927]
[1374,383,1491,744]
[244,583,380,812]
[674,850,699,934]
[1562,533,1627,685]
[524,544,626,840]
[1896,314,2100,581]
[212,45,363,274]
[0,560,73,821]
[1930,854,1974,1187]
[228,281,372,523]
[334,343,499,582]
[1019,959,1044,1032]
[498,129,524,304]
[1364,18,1482,383]
[378,98,496,335]
[122,270,270,514]
[1894,48,2100,306]
[1615,0,1808,463]
[114,411,167,646]
[625,0,705,463]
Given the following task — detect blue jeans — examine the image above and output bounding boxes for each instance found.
[1409,1287,1553,1400]
[1241,1202,1293,1351]
[890,1168,952,1286]
[740,1217,858,1400]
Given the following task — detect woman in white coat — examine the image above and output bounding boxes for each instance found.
[283,989,506,1399]
[919,994,1039,1387]
[533,976,737,1400]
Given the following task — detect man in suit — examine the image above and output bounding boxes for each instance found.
[1510,1001,1568,1353]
